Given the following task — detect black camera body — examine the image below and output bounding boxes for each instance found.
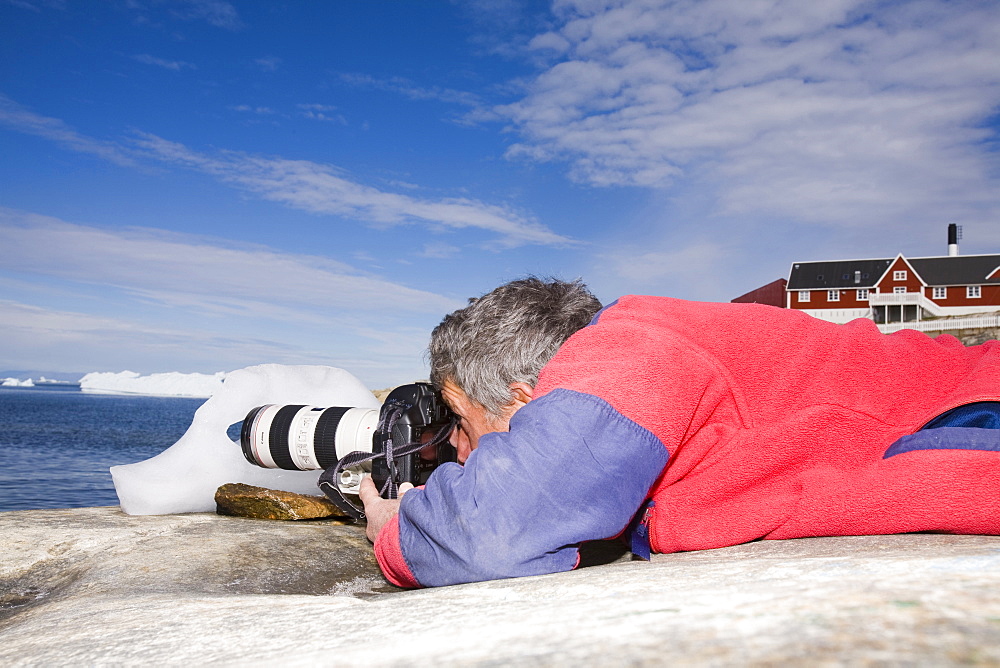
[371,382,457,493]
[239,382,456,517]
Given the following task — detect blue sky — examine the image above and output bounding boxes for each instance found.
[2,0,999,388]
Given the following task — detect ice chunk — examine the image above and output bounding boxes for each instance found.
[2,377,34,387]
[110,364,380,515]
[80,370,226,397]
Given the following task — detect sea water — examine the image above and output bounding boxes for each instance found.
[0,388,206,511]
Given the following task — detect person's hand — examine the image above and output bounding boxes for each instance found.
[358,477,413,543]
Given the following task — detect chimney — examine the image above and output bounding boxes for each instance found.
[948,223,961,257]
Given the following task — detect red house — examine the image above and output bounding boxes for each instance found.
[785,226,1000,324]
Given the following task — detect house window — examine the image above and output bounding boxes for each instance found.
[893,287,906,294]
[827,290,840,302]
[894,270,907,280]
[968,285,982,299]
[798,290,810,303]
[856,289,869,300]
[932,287,947,300]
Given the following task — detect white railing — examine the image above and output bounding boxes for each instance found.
[868,291,945,317]
[878,314,1000,334]
[868,292,924,305]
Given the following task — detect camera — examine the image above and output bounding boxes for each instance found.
[239,382,457,519]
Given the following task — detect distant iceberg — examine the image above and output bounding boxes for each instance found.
[79,370,227,398]
[35,376,78,387]
[1,376,81,391]
[2,377,35,387]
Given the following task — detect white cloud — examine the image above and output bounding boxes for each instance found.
[132,54,196,71]
[0,294,434,386]
[419,242,462,259]
[602,239,726,284]
[0,298,330,375]
[165,0,243,30]
[0,209,460,384]
[0,95,574,248]
[0,299,254,354]
[528,30,571,53]
[594,234,734,301]
[130,132,578,247]
[123,0,244,31]
[4,0,65,11]
[0,95,136,167]
[501,0,1000,229]
[0,208,460,318]
[339,73,484,108]
[254,56,281,72]
[297,104,347,124]
[231,105,275,115]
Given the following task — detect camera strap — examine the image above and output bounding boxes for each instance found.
[317,407,457,522]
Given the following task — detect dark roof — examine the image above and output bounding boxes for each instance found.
[787,254,1000,290]
[908,255,1000,286]
[787,258,892,290]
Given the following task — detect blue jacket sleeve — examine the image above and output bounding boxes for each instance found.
[395,388,669,587]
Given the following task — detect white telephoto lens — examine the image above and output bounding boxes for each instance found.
[288,407,324,470]
[248,404,283,468]
[334,408,379,458]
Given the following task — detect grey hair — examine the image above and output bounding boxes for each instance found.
[428,277,602,415]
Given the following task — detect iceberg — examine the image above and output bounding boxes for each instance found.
[110,364,381,515]
[2,377,35,387]
[36,376,77,386]
[80,370,226,398]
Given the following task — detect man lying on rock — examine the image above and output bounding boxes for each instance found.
[358,277,1000,588]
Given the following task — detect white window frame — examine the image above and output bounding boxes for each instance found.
[894,270,907,281]
[798,290,810,303]
[932,287,947,300]
[968,285,982,299]
[827,290,840,302]
[856,289,869,300]
[893,286,906,294]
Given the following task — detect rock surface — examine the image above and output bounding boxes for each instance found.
[214,482,346,520]
[2,507,1000,666]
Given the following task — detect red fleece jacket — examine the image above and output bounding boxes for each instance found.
[535,296,1000,553]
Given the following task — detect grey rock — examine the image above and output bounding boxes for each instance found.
[2,507,1000,666]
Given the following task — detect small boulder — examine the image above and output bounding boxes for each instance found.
[214,483,348,521]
